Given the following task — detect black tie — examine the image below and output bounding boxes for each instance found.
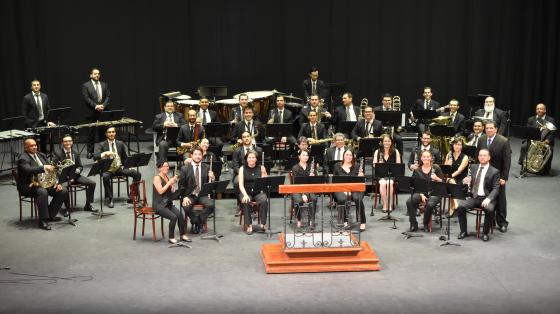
[471,166,484,196]
[312,125,317,139]
[95,82,102,102]
[66,151,72,161]
[425,100,429,110]
[247,122,252,135]
[202,109,207,124]
[190,125,194,140]
[194,164,200,195]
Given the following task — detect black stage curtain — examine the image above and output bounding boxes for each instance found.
[1,0,559,136]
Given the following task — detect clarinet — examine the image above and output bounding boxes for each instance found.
[209,155,214,182]
[310,157,316,175]
[359,157,365,174]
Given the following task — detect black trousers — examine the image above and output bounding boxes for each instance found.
[406,193,442,226]
[63,175,96,209]
[20,185,68,220]
[102,168,141,200]
[183,195,214,226]
[157,140,174,163]
[333,192,366,223]
[292,193,318,222]
[496,185,508,228]
[239,192,268,226]
[456,196,495,235]
[156,204,185,238]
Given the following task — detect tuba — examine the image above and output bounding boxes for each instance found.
[525,140,552,173]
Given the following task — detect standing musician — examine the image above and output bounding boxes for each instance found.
[406,150,444,232]
[324,133,351,173]
[372,134,402,213]
[333,92,360,135]
[291,149,318,229]
[228,93,250,124]
[238,150,268,235]
[93,126,142,208]
[373,94,404,154]
[408,132,441,171]
[21,79,56,153]
[456,149,500,241]
[232,132,263,177]
[411,86,440,134]
[351,106,383,142]
[153,160,190,244]
[466,119,485,146]
[477,121,511,233]
[298,110,328,145]
[230,106,264,144]
[82,67,110,159]
[152,100,186,163]
[179,147,215,235]
[53,135,97,213]
[333,149,366,231]
[442,99,466,136]
[299,94,332,126]
[177,109,205,155]
[197,97,223,153]
[266,95,296,145]
[302,67,328,102]
[474,96,508,135]
[17,139,68,230]
[518,103,555,175]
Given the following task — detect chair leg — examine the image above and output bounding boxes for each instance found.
[19,197,23,222]
[160,216,164,238]
[151,217,157,241]
[133,215,138,240]
[142,215,146,236]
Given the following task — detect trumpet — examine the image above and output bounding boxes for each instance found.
[359,98,368,120]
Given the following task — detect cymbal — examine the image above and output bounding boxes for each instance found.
[271,89,286,95]
[285,102,303,108]
[282,94,302,101]
[470,116,494,122]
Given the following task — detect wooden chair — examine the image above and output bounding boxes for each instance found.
[12,169,38,222]
[130,180,164,241]
[372,179,399,211]
[468,207,495,238]
[238,199,259,231]
[67,182,87,212]
[111,175,129,198]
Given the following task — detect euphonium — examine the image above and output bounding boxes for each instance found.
[525,140,552,173]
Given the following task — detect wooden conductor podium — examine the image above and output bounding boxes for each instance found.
[261,183,380,273]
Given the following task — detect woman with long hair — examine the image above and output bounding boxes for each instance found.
[333,149,366,231]
[238,150,268,235]
[372,134,402,213]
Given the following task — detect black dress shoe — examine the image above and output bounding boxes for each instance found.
[87,152,93,159]
[457,231,468,239]
[38,220,51,230]
[61,209,70,217]
[49,217,62,222]
[482,234,489,241]
[423,226,430,232]
[83,204,98,213]
[499,225,508,233]
[409,223,418,232]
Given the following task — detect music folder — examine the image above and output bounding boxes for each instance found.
[331,175,365,184]
[293,176,326,184]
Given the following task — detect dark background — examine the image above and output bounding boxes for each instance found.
[1,0,559,138]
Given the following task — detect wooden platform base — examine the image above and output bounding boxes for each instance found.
[261,234,380,274]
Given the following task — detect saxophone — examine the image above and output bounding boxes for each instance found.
[177,121,202,155]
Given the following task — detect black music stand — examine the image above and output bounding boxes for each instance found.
[338,121,356,137]
[326,82,347,111]
[124,153,151,172]
[396,175,428,239]
[512,125,542,178]
[98,109,124,122]
[439,165,453,178]
[204,122,228,143]
[325,160,340,175]
[168,187,192,249]
[463,145,477,162]
[201,180,229,243]
[87,158,113,218]
[374,163,405,229]
[412,109,439,135]
[309,144,326,167]
[293,176,326,185]
[376,111,403,134]
[430,181,467,247]
[266,123,292,138]
[283,157,299,171]
[1,116,26,178]
[58,164,79,227]
[47,107,72,125]
[253,176,286,238]
[358,137,379,161]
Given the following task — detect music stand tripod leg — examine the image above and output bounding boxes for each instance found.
[201,191,223,243]
[265,184,281,238]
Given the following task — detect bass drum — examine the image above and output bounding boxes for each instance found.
[234,91,274,122]
[175,99,200,118]
[215,98,239,122]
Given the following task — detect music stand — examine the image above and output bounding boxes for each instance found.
[58,164,79,227]
[463,145,477,162]
[512,125,542,178]
[338,121,356,137]
[376,111,404,133]
[47,107,72,126]
[395,175,427,239]
[253,175,286,238]
[204,122,228,143]
[413,109,439,135]
[358,138,379,160]
[439,165,453,179]
[124,153,151,171]
[326,82,347,111]
[325,160,340,175]
[430,181,467,247]
[374,163,405,229]
[293,176,326,184]
[87,158,113,218]
[1,116,26,177]
[201,180,229,242]
[283,157,299,171]
[309,144,326,167]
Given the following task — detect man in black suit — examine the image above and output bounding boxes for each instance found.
[477,121,511,232]
[152,100,186,162]
[474,96,508,135]
[177,109,205,155]
[351,106,383,141]
[299,110,328,143]
[93,126,142,208]
[179,147,215,234]
[21,79,56,153]
[333,92,360,136]
[466,120,485,146]
[324,133,351,174]
[82,68,111,158]
[408,132,441,171]
[230,106,264,144]
[298,94,332,126]
[442,99,466,136]
[411,86,440,134]
[53,135,97,212]
[265,95,296,145]
[302,67,328,101]
[519,103,555,175]
[456,148,501,241]
[228,93,250,124]
[232,132,263,176]
[17,139,68,230]
[197,97,223,155]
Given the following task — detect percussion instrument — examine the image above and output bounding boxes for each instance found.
[176,99,201,117]
[233,91,274,121]
[216,98,243,122]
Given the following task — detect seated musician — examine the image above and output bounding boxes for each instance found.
[17,139,68,230]
[298,110,327,145]
[444,137,469,183]
[408,132,441,171]
[197,97,223,153]
[373,94,404,154]
[152,99,185,162]
[474,96,508,135]
[406,150,444,232]
[291,149,318,229]
[372,134,402,213]
[333,92,359,136]
[299,93,331,126]
[442,99,466,136]
[292,136,309,157]
[21,79,56,153]
[333,149,366,231]
[518,103,555,175]
[93,126,142,208]
[228,93,250,125]
[238,150,268,235]
[466,119,485,146]
[232,132,263,177]
[184,138,216,164]
[153,160,190,244]
[265,95,296,145]
[410,86,441,134]
[351,106,383,142]
[324,133,351,174]
[456,149,500,242]
[177,109,205,156]
[179,147,215,235]
[53,135,97,213]
[230,106,264,145]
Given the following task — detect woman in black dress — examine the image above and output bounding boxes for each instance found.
[333,149,366,231]
[238,150,268,235]
[291,149,318,228]
[444,137,469,212]
[152,160,190,244]
[372,134,402,213]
